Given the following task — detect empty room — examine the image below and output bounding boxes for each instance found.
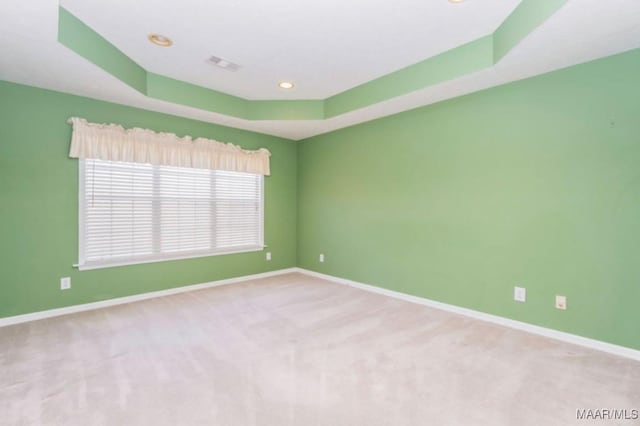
[1,0,639,425]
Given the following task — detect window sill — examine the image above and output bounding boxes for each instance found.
[75,245,265,271]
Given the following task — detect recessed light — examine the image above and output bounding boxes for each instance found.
[448,0,465,3]
[148,34,173,47]
[278,82,294,89]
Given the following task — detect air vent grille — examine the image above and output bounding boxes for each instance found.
[208,55,241,72]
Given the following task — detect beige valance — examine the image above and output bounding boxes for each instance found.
[67,117,271,175]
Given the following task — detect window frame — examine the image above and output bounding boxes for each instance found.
[77,158,265,271]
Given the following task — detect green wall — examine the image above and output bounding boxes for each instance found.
[297,48,640,350]
[2,48,639,352]
[0,81,297,318]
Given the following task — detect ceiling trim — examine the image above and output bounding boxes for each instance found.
[325,35,494,118]
[58,7,147,94]
[57,0,566,122]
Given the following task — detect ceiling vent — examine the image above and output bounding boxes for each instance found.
[208,55,241,72]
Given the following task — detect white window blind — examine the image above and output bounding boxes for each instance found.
[79,158,263,270]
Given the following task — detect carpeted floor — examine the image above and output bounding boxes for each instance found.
[1,273,638,425]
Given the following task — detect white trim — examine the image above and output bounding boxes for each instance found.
[293,268,640,362]
[0,268,297,327]
[77,159,265,271]
[76,245,265,271]
[78,158,86,267]
[259,176,265,249]
[4,267,638,362]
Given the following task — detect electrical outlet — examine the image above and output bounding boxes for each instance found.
[319,253,325,263]
[555,295,567,310]
[266,252,271,261]
[514,286,526,302]
[60,277,71,290]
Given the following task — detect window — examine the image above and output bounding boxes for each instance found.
[78,158,264,270]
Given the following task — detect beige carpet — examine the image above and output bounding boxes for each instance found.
[1,273,638,426]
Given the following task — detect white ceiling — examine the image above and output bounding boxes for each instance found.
[58,0,521,100]
[0,0,639,140]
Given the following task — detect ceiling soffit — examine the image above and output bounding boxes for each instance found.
[57,0,566,122]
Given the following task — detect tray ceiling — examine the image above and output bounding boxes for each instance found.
[0,0,639,140]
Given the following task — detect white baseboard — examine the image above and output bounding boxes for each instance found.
[0,268,298,328]
[4,266,638,362]
[293,268,640,362]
